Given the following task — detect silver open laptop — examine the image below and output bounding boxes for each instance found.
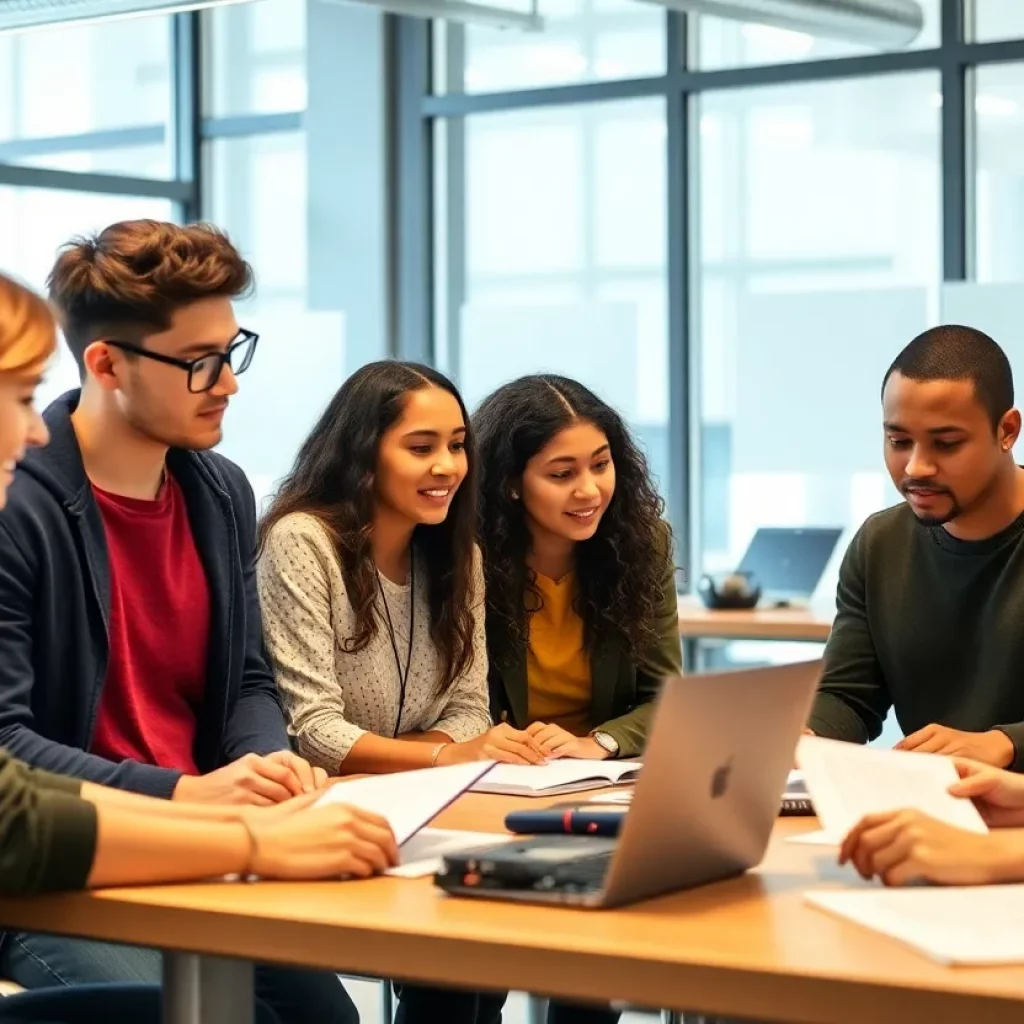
[435,660,821,909]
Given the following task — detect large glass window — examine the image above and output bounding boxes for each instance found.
[203,0,307,116]
[972,0,1024,41]
[0,188,177,406]
[205,128,383,506]
[436,98,670,503]
[0,17,172,176]
[694,72,941,598]
[974,63,1024,282]
[694,1,940,71]
[434,0,665,93]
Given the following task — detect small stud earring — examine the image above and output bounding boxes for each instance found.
[510,490,519,500]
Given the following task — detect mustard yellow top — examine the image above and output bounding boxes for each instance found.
[526,572,592,736]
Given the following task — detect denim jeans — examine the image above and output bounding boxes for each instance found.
[0,983,280,1024]
[0,933,356,1024]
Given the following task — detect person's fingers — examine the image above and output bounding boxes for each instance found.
[526,721,548,737]
[497,737,546,765]
[530,724,563,746]
[882,857,925,887]
[850,818,908,880]
[839,811,897,868]
[237,791,277,808]
[341,835,392,874]
[502,725,549,758]
[312,767,330,790]
[274,753,317,793]
[483,743,531,766]
[339,852,377,879]
[240,772,295,805]
[275,791,320,814]
[912,735,954,755]
[345,805,397,840]
[895,725,937,751]
[839,812,897,867]
[546,737,580,758]
[869,830,916,880]
[948,773,996,798]
[251,757,305,798]
[952,757,984,779]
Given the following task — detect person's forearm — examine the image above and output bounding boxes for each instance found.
[87,805,250,888]
[400,730,455,744]
[340,733,445,774]
[80,781,242,823]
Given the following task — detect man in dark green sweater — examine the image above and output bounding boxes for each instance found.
[808,325,1024,771]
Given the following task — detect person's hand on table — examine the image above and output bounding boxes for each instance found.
[526,721,609,760]
[839,808,1024,886]
[894,724,1014,768]
[172,752,314,806]
[265,749,330,793]
[246,803,399,880]
[436,723,547,766]
[948,758,1024,827]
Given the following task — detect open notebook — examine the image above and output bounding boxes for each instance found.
[471,759,642,797]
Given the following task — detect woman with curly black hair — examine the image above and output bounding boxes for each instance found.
[474,374,682,766]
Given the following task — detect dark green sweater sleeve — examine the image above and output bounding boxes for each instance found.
[0,750,98,896]
[598,531,682,758]
[807,526,892,743]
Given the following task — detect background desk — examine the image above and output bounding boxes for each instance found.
[0,792,1023,1024]
[677,596,834,671]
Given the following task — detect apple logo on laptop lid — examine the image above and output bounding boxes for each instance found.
[710,757,733,800]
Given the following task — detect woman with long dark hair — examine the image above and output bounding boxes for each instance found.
[472,375,682,1024]
[257,360,542,776]
[475,373,682,765]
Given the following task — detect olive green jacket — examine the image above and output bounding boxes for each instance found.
[486,541,683,758]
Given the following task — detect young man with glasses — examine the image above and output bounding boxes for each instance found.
[0,221,359,1024]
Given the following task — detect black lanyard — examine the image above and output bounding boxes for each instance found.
[377,559,415,738]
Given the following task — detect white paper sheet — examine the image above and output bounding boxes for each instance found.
[796,736,987,839]
[807,886,1024,965]
[787,830,840,846]
[314,762,494,844]
[386,827,513,878]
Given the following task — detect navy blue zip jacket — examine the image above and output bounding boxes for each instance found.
[0,391,289,798]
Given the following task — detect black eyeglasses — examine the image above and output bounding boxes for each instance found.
[104,329,259,394]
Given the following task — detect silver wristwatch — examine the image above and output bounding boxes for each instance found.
[592,731,619,757]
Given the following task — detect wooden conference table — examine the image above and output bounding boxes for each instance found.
[676,596,834,672]
[0,790,1023,1024]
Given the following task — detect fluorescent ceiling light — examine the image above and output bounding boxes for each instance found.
[332,0,541,28]
[0,0,250,33]
[637,0,924,48]
[0,0,542,33]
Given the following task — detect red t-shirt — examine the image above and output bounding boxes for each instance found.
[90,473,210,774]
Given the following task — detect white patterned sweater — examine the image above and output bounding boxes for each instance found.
[256,512,492,770]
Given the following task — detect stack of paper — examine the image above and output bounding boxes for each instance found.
[807,886,1024,965]
[470,760,641,797]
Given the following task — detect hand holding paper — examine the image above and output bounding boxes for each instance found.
[797,736,988,838]
[794,737,1024,887]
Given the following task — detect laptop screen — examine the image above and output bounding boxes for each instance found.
[736,527,842,599]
